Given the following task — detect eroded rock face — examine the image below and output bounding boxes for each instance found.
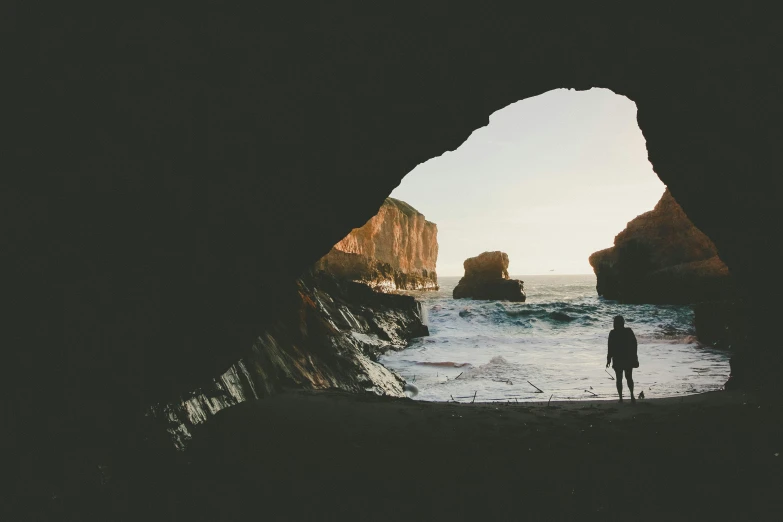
[453,251,526,301]
[148,271,428,449]
[589,190,735,304]
[315,198,438,291]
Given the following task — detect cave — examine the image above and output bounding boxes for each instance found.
[7,4,783,520]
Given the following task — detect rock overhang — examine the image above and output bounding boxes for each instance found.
[6,5,783,452]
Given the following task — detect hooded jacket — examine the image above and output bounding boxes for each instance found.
[607,327,638,369]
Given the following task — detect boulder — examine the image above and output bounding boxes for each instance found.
[589,190,735,304]
[453,251,526,301]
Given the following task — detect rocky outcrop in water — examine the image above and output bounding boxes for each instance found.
[589,190,735,304]
[453,251,526,301]
[149,271,428,449]
[315,198,438,291]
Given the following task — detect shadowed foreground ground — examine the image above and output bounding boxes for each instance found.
[182,390,783,521]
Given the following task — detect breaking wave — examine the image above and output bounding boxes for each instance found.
[410,361,472,368]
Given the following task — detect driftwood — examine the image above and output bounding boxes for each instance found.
[527,380,544,393]
[585,389,598,397]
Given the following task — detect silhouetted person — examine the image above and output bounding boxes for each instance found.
[606,315,638,403]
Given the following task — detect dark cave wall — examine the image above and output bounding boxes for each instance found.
[147,271,427,451]
[5,4,783,456]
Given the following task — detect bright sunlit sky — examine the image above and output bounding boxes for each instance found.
[389,88,666,276]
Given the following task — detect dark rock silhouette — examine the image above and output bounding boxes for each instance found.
[589,190,735,304]
[694,300,749,351]
[453,251,526,301]
[694,299,750,390]
[149,270,428,449]
[314,198,438,291]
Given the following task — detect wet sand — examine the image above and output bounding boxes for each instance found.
[182,389,783,521]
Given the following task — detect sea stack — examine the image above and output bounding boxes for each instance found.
[588,189,734,304]
[315,198,438,291]
[453,251,526,301]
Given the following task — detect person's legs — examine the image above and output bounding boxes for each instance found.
[614,368,623,401]
[626,368,635,403]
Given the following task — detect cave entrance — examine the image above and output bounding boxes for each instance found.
[370,88,731,403]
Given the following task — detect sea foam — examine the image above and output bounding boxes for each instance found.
[381,274,730,402]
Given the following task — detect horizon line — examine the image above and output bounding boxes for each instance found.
[437,272,595,278]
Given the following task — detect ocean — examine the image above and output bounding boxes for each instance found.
[380,274,730,402]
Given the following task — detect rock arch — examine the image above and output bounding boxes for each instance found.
[6,4,781,451]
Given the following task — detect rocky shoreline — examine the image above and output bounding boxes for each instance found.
[147,197,438,449]
[148,270,428,449]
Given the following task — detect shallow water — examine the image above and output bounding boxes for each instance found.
[380,275,730,402]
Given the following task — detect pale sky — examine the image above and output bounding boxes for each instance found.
[390,88,666,276]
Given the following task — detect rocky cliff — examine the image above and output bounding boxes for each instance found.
[315,198,438,291]
[589,190,734,304]
[453,251,526,301]
[149,271,428,450]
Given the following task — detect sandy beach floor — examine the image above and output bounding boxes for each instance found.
[175,389,783,521]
